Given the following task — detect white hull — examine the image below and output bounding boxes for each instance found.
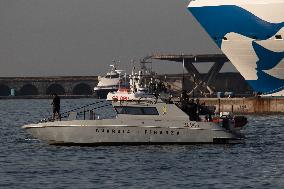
[23,99,245,145]
[107,91,155,101]
[23,120,241,145]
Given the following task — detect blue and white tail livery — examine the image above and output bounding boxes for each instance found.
[188,0,284,96]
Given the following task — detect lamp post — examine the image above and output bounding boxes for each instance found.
[182,55,185,91]
[192,73,195,99]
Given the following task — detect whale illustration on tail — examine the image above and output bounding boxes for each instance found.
[188,0,284,96]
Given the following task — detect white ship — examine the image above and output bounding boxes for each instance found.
[107,67,155,101]
[94,64,128,99]
[22,98,246,145]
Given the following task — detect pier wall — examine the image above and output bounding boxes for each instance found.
[0,73,252,97]
[0,76,98,96]
[200,98,284,114]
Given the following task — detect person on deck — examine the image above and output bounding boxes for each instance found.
[51,93,61,120]
[180,90,189,111]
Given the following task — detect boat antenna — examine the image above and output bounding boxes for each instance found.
[131,59,135,74]
[116,69,124,89]
[118,71,121,89]
[182,53,185,91]
[125,72,127,88]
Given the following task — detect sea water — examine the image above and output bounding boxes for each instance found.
[0,99,283,189]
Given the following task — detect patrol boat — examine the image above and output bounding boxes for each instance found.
[22,97,246,145]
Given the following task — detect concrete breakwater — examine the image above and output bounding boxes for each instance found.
[199,97,284,114]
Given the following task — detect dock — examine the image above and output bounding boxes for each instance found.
[198,97,284,114]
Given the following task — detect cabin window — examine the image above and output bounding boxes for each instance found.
[275,35,283,40]
[114,106,159,115]
[105,74,119,79]
[143,107,159,115]
[222,37,228,41]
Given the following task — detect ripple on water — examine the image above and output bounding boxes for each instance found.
[0,99,283,189]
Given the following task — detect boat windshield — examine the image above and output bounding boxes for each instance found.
[114,106,159,115]
[105,74,119,79]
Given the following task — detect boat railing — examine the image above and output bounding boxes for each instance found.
[39,100,113,122]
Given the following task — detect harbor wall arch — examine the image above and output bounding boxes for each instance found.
[20,84,39,96]
[73,83,93,95]
[0,84,10,96]
[46,84,65,95]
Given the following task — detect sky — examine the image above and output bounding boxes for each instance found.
[0,0,237,77]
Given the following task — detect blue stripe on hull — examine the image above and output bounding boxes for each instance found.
[253,42,284,71]
[247,75,284,94]
[188,5,284,94]
[188,5,284,47]
[252,42,284,93]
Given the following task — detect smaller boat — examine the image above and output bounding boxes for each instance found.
[94,63,128,99]
[107,68,155,101]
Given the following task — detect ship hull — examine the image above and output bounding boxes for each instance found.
[23,121,242,145]
[94,88,118,99]
[188,0,284,96]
